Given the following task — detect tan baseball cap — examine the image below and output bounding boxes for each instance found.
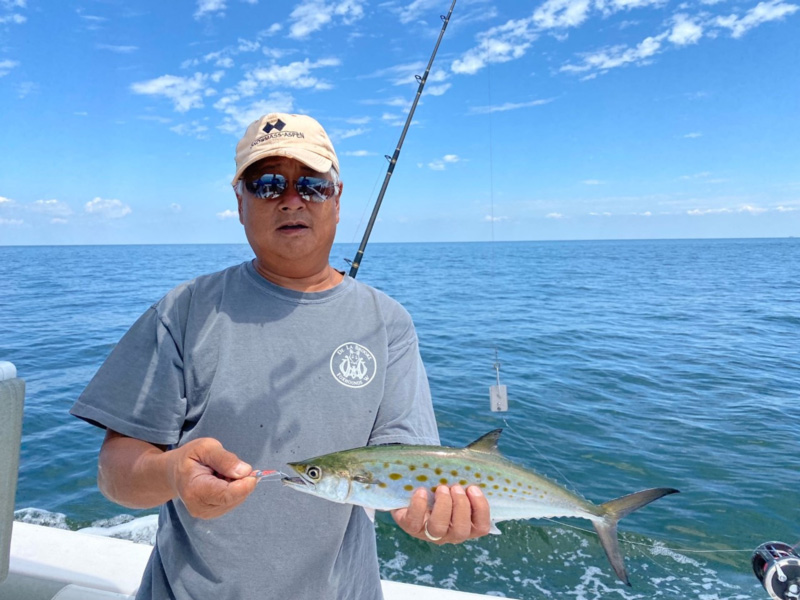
[231,113,340,186]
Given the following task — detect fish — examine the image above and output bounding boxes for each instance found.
[282,429,679,586]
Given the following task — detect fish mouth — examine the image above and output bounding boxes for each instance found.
[281,475,314,489]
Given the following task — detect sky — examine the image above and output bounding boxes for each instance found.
[0,0,798,245]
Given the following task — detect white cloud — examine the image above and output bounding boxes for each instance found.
[170,121,209,138]
[288,0,367,39]
[344,150,375,156]
[484,215,508,222]
[546,212,564,219]
[0,195,13,204]
[0,13,24,24]
[715,0,799,38]
[425,83,451,96]
[776,205,799,212]
[533,0,591,28]
[396,0,442,24]
[0,59,19,77]
[237,58,339,94]
[131,73,211,112]
[336,127,368,139]
[469,98,553,114]
[346,116,371,125]
[561,33,666,75]
[0,217,23,226]
[669,14,703,45]
[687,204,768,215]
[195,0,226,19]
[96,44,138,53]
[427,154,460,170]
[583,179,604,185]
[452,17,537,75]
[683,131,703,138]
[31,199,72,217]
[85,197,132,219]
[217,209,239,219]
[215,92,295,135]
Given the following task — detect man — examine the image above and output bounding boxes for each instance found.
[71,113,490,599]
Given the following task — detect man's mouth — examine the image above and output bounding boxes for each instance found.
[277,222,309,231]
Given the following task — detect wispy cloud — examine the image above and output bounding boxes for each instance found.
[0,59,19,77]
[170,120,210,139]
[715,0,799,37]
[217,209,239,219]
[85,198,132,219]
[31,199,72,218]
[683,132,703,138]
[215,92,295,135]
[344,150,375,157]
[195,0,226,19]
[687,204,768,215]
[452,17,538,75]
[96,44,139,54]
[288,0,367,39]
[583,179,604,185]
[546,212,565,219]
[131,73,212,112]
[428,154,461,170]
[236,58,340,95]
[469,98,553,114]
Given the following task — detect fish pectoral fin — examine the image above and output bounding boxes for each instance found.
[488,521,502,535]
[363,507,376,523]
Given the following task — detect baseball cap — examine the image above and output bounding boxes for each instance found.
[231,113,340,186]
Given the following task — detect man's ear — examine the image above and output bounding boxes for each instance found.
[235,186,244,224]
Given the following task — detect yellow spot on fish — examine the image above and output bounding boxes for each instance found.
[512,489,518,493]
[417,475,428,482]
[475,473,482,479]
[505,478,511,484]
[378,482,387,489]
[408,465,417,471]
[464,465,471,471]
[423,463,430,469]
[479,483,487,488]
[440,478,449,485]
[488,475,494,481]
[434,468,442,475]
[459,480,467,486]
[450,470,458,477]
[503,487,508,492]
[389,473,402,481]
[493,485,499,490]
[431,486,438,493]
[404,485,414,491]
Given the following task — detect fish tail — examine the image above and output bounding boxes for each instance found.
[593,487,679,586]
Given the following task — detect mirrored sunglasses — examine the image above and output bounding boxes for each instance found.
[244,173,338,203]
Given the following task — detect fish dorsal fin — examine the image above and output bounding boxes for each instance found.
[465,429,503,454]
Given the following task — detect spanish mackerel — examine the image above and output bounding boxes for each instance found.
[282,429,678,585]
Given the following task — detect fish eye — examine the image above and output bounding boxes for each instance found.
[306,466,321,481]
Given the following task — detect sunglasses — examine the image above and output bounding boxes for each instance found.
[244,173,339,203]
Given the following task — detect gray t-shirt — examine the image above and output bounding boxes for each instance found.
[70,260,439,600]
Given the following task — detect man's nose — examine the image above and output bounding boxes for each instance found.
[278,186,305,210]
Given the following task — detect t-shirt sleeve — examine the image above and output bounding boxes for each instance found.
[69,304,187,446]
[368,305,439,447]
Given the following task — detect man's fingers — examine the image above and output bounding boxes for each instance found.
[425,485,452,540]
[194,440,252,480]
[467,486,492,537]
[447,485,472,542]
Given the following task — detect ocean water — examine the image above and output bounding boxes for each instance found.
[1,239,799,599]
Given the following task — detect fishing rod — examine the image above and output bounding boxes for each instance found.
[348,0,457,278]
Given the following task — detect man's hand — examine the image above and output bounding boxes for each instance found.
[391,485,492,545]
[98,431,257,519]
[165,437,258,519]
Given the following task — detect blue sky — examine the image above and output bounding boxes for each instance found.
[1,0,798,245]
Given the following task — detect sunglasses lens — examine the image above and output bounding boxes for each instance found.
[296,177,337,202]
[246,173,287,199]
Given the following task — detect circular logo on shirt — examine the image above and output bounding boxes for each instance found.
[331,342,376,388]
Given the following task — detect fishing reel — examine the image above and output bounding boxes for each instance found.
[752,542,800,600]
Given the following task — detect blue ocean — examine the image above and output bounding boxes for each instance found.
[2,239,799,599]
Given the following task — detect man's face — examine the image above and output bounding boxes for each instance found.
[237,156,341,279]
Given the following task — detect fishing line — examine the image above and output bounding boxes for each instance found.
[540,517,761,555]
[502,417,578,493]
[349,161,389,247]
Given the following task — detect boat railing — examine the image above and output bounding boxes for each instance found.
[0,360,25,584]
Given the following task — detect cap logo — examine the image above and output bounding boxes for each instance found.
[263,119,286,134]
